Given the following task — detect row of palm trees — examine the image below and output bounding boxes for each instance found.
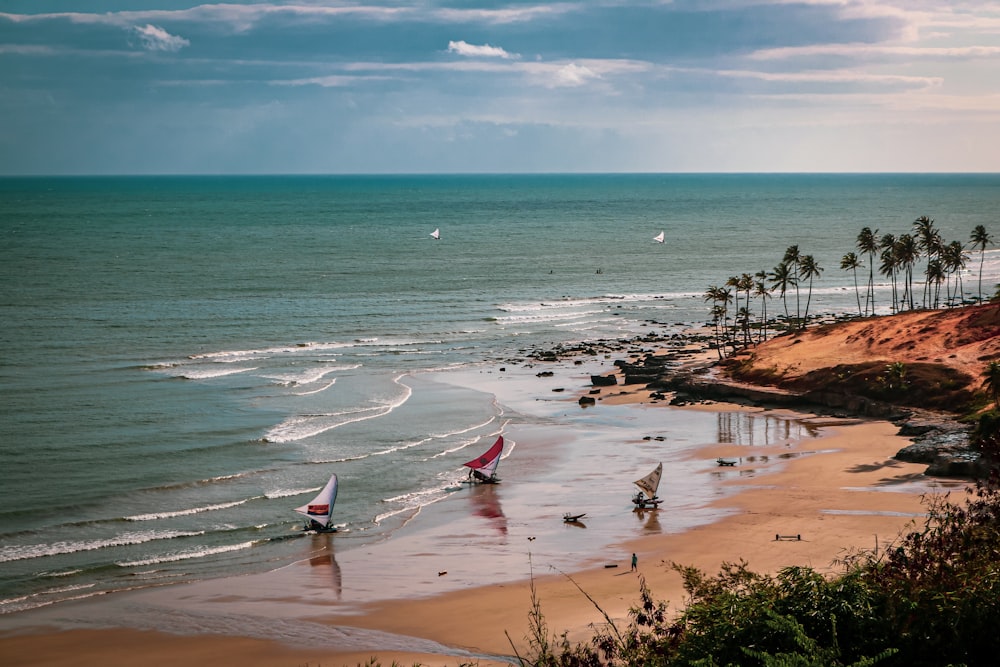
[704,218,995,358]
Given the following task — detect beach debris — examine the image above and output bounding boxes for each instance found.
[604,563,618,568]
[438,571,447,576]
[775,534,802,541]
[527,536,536,541]
[717,458,737,466]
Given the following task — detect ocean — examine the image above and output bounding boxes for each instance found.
[1,173,998,620]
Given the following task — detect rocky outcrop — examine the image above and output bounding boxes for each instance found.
[893,416,980,476]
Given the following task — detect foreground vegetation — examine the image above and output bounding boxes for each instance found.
[517,414,1000,667]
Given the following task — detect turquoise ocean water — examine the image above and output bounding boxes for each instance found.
[1,174,998,618]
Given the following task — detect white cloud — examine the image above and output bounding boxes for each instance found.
[750,44,1000,61]
[447,40,516,59]
[132,24,189,52]
[550,63,600,87]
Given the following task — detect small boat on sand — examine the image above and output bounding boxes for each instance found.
[632,462,663,509]
[563,512,586,523]
[463,435,503,484]
[295,473,339,532]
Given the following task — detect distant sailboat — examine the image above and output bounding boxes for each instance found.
[653,231,665,243]
[295,473,339,532]
[632,462,662,509]
[430,228,440,240]
[463,435,503,484]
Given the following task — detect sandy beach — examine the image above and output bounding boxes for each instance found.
[1,351,966,667]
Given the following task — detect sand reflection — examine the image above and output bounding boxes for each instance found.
[309,546,342,600]
[715,411,820,447]
[469,484,507,536]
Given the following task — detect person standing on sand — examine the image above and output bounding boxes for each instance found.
[631,553,637,571]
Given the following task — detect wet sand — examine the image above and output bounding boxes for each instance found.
[0,360,966,667]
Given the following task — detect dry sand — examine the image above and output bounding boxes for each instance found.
[3,309,986,666]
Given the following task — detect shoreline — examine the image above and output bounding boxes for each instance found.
[1,362,965,666]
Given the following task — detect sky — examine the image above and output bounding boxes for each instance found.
[2,1,1000,175]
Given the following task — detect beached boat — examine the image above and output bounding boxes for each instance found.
[563,512,586,523]
[295,473,339,532]
[653,231,664,243]
[430,228,440,240]
[632,462,663,508]
[463,435,503,484]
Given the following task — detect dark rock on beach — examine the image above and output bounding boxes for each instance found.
[591,374,618,387]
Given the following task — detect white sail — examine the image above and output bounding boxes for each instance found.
[295,474,338,530]
[430,228,440,240]
[634,462,662,499]
[653,231,664,243]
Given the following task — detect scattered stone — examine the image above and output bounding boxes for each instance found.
[591,374,618,387]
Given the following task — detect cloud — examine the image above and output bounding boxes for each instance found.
[750,44,1000,61]
[550,62,600,87]
[132,24,189,52]
[447,40,516,59]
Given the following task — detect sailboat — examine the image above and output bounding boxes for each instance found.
[295,473,339,532]
[430,228,440,240]
[463,435,503,484]
[632,462,662,509]
[653,231,665,243]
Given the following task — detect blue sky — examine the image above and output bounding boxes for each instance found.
[2,1,999,174]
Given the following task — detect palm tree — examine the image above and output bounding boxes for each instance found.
[704,285,733,358]
[725,275,745,341]
[736,306,753,347]
[970,225,994,304]
[754,270,770,343]
[926,258,945,309]
[856,227,879,315]
[879,233,899,313]
[783,245,802,326]
[942,240,969,306]
[984,360,1000,410]
[913,216,939,308]
[894,233,919,311]
[798,254,823,327]
[768,263,795,324]
[840,251,863,317]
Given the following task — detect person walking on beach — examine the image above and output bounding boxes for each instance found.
[631,553,637,571]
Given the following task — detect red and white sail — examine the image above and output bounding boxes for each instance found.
[463,435,503,481]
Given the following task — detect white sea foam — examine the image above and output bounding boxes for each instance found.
[126,498,256,521]
[0,530,207,563]
[260,364,359,387]
[265,486,320,500]
[375,481,456,525]
[290,379,336,396]
[263,374,413,443]
[189,342,352,361]
[115,540,258,568]
[175,366,259,380]
[263,406,392,443]
[493,309,605,326]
